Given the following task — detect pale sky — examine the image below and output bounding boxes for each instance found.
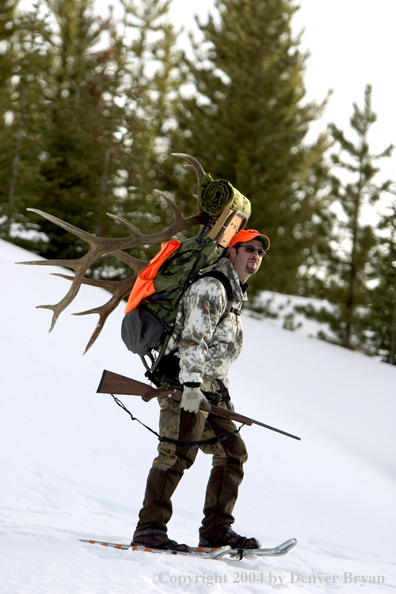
[170,0,396,180]
[18,0,396,184]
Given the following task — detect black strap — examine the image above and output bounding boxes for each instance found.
[201,270,233,301]
[111,394,243,447]
[215,378,231,403]
[200,270,242,319]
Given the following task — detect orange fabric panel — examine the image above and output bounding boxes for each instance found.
[124,240,181,314]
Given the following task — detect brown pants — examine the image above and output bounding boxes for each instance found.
[134,398,248,542]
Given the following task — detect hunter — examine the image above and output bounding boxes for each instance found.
[132,228,270,552]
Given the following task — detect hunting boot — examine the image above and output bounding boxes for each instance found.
[198,413,253,547]
[199,527,260,550]
[132,530,191,553]
[132,467,190,552]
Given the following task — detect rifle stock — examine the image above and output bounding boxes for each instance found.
[97,370,301,441]
[97,370,151,397]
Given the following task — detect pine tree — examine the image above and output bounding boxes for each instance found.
[0,0,17,113]
[117,0,188,257]
[1,0,189,275]
[0,0,18,128]
[0,0,115,252]
[33,0,122,260]
[365,200,396,364]
[166,0,330,296]
[300,85,394,351]
[0,3,52,243]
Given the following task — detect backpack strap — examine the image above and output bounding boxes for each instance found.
[200,270,241,320]
[144,270,240,387]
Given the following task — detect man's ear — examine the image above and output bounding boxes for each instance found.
[228,245,238,262]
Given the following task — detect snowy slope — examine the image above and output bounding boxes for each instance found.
[1,238,395,594]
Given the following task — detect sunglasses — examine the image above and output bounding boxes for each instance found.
[242,245,266,257]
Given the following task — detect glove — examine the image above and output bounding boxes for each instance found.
[181,385,211,414]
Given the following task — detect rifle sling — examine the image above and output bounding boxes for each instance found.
[111,395,243,447]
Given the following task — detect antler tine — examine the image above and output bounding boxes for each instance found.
[108,250,147,272]
[153,189,184,223]
[16,257,83,271]
[27,208,100,245]
[105,212,143,237]
[51,272,139,291]
[171,153,206,184]
[75,276,139,354]
[52,273,138,353]
[37,263,91,331]
[106,207,204,245]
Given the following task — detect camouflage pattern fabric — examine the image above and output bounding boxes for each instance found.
[152,397,227,472]
[143,236,225,332]
[166,257,247,386]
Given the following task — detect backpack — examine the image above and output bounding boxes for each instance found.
[121,209,247,383]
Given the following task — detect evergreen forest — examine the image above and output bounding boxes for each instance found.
[1,0,395,364]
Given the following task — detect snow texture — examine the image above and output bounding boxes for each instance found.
[1,238,395,593]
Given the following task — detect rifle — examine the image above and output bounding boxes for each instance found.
[97,370,301,441]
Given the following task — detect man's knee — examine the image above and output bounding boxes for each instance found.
[225,434,248,466]
[153,442,177,471]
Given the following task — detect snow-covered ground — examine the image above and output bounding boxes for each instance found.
[1,238,395,593]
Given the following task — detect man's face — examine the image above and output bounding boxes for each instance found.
[229,239,264,281]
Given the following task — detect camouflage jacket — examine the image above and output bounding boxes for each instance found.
[166,258,247,387]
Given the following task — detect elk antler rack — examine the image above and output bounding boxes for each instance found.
[18,154,207,353]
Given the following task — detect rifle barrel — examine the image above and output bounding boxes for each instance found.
[250,419,301,441]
